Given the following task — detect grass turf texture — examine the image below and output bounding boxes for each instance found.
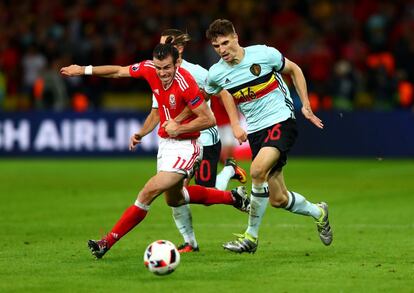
[1,158,413,292]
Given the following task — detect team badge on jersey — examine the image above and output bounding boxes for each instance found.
[250,64,261,76]
[169,94,176,109]
[131,63,140,71]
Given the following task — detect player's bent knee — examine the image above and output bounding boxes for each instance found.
[250,167,267,181]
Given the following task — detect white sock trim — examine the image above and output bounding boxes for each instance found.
[286,191,293,210]
[182,187,190,203]
[134,200,150,211]
[251,182,269,196]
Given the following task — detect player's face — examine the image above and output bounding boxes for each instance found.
[153,55,177,86]
[211,34,239,63]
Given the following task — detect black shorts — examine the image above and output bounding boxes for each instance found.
[247,118,297,173]
[195,140,221,187]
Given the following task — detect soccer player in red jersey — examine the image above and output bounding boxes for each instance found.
[159,29,248,253]
[60,43,250,259]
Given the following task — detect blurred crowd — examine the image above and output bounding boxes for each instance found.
[0,0,414,112]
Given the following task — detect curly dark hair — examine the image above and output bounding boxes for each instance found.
[206,19,236,40]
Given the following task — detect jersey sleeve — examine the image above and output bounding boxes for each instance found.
[181,60,208,88]
[265,46,285,72]
[129,60,152,78]
[184,79,204,110]
[192,64,208,89]
[205,71,222,95]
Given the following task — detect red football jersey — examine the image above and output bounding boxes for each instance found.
[129,61,204,139]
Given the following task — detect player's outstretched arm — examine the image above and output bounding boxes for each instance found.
[282,58,324,129]
[129,109,160,151]
[60,64,131,78]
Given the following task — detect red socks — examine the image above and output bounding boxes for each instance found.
[185,185,234,206]
[105,205,147,248]
[103,186,234,248]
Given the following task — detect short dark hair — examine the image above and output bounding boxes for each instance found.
[161,29,191,47]
[152,43,179,64]
[206,19,236,40]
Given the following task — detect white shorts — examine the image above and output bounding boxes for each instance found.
[157,138,203,176]
[218,125,236,147]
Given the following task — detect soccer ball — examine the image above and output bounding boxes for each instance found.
[143,240,180,275]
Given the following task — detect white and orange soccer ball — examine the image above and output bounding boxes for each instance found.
[143,240,180,275]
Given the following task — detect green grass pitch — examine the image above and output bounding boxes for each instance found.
[1,158,413,292]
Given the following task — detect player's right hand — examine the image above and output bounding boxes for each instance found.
[60,65,83,76]
[129,133,142,151]
[301,106,324,129]
[232,124,247,145]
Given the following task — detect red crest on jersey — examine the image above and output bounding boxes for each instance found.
[169,94,176,109]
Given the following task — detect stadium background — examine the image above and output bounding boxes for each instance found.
[1,1,414,292]
[0,0,413,157]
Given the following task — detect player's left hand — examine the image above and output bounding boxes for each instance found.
[302,106,324,129]
[162,119,180,137]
